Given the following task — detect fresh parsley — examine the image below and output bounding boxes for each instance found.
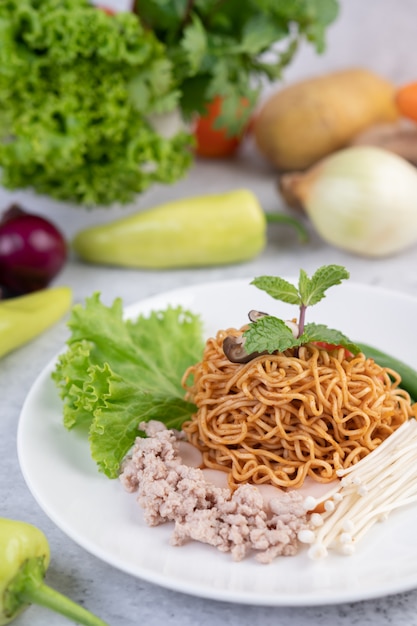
[132,0,340,133]
[244,265,360,356]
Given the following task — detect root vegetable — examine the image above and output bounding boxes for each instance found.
[253,68,399,171]
[0,205,67,295]
[278,146,417,257]
[350,123,417,166]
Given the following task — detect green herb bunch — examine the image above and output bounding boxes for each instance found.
[0,0,192,205]
[133,0,339,133]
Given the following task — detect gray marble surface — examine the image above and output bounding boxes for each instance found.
[3,1,417,624]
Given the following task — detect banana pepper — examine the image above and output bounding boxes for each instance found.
[0,518,108,625]
[72,189,306,269]
[0,286,72,358]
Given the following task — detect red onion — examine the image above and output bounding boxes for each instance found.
[0,204,68,295]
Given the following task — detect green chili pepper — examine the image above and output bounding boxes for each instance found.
[0,518,108,625]
[72,189,307,269]
[0,287,72,358]
[357,342,417,403]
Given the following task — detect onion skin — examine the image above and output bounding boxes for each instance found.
[279,146,417,257]
[0,206,67,295]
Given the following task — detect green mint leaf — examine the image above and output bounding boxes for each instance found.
[242,320,360,360]
[298,265,349,307]
[302,323,360,355]
[243,316,298,354]
[251,276,301,305]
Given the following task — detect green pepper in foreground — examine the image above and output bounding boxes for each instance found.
[72,189,307,269]
[0,518,108,625]
[0,287,72,358]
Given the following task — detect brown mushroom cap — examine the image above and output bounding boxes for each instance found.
[222,310,272,363]
[222,335,253,363]
[248,309,269,322]
[222,335,270,364]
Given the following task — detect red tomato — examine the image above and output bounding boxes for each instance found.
[194,96,250,158]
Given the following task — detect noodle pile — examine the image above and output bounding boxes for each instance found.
[182,328,417,490]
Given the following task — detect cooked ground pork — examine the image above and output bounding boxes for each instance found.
[120,421,308,563]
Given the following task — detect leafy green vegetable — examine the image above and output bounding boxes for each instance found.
[251,265,349,309]
[0,0,338,202]
[52,294,204,478]
[0,0,193,205]
[243,316,299,354]
[133,0,340,133]
[298,265,350,307]
[244,265,360,356]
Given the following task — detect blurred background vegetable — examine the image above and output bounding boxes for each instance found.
[133,0,340,146]
[193,96,250,158]
[0,205,67,297]
[0,0,192,206]
[253,68,398,171]
[0,0,339,206]
[0,287,72,358]
[396,81,417,123]
[279,146,417,257]
[72,189,307,269]
[350,122,417,167]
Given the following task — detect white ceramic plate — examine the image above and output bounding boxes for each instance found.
[17,278,417,606]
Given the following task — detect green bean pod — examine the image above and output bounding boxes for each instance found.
[357,342,417,402]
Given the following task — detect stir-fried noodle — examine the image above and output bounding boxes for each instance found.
[182,328,417,490]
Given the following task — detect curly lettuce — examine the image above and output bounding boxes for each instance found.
[0,0,193,205]
[52,293,205,478]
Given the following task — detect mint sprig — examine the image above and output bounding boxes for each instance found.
[244,316,297,354]
[298,265,350,308]
[244,265,360,356]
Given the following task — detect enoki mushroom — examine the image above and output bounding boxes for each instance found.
[299,419,417,558]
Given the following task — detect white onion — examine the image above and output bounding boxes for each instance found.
[279,146,417,257]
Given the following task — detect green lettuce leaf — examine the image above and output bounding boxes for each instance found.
[0,0,192,205]
[52,293,204,478]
